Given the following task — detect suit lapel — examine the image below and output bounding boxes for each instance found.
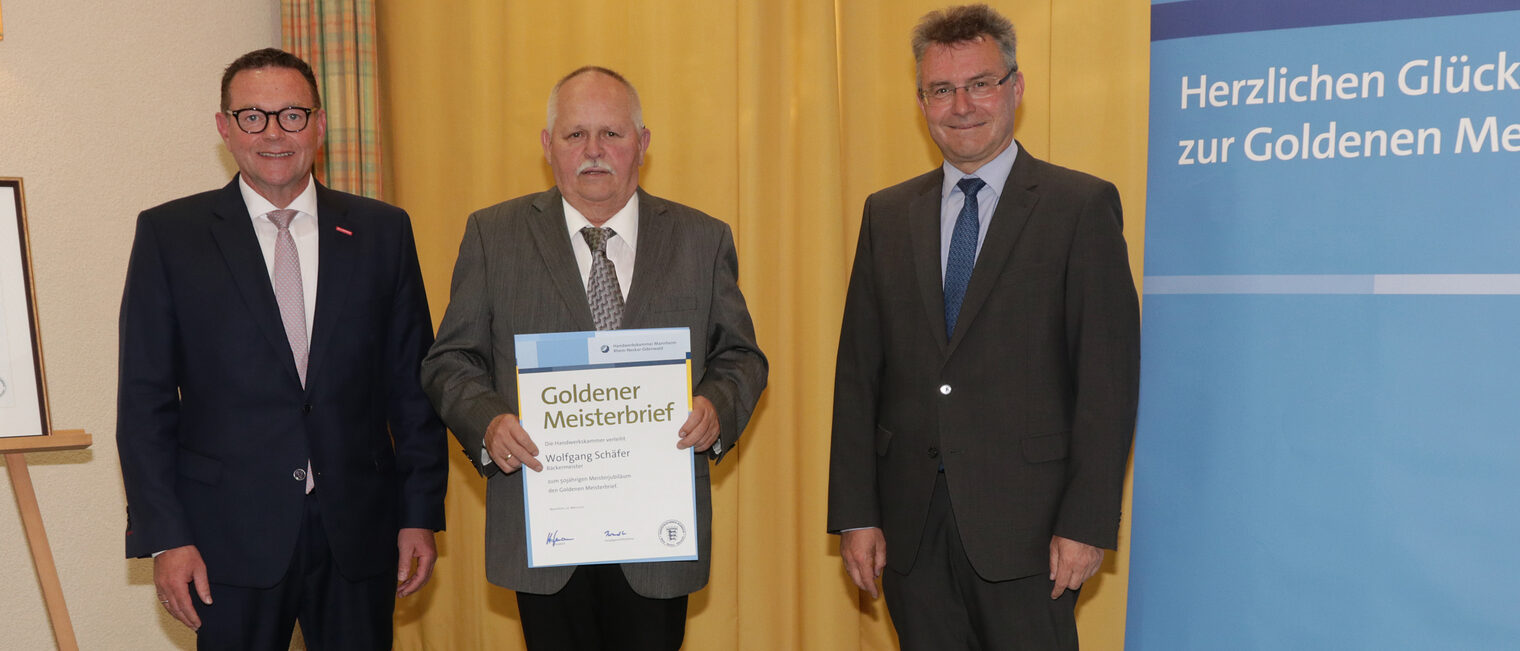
[945,147,1039,356]
[307,184,358,388]
[622,190,669,329]
[527,189,597,330]
[909,169,950,351]
[207,178,303,387]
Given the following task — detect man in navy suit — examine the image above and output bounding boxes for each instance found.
[117,48,447,649]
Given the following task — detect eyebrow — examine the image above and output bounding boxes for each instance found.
[927,72,1001,86]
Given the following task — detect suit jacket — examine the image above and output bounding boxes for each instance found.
[118,177,448,588]
[827,144,1139,581]
[420,187,767,599]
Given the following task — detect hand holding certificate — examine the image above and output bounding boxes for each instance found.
[514,328,700,567]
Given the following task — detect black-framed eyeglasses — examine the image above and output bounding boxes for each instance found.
[918,67,1017,105]
[225,107,315,134]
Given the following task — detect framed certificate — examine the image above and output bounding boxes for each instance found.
[515,328,698,567]
[0,179,51,439]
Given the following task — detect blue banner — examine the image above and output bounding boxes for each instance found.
[1131,3,1520,648]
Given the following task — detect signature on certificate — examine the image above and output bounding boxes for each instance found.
[546,531,575,546]
[604,530,628,538]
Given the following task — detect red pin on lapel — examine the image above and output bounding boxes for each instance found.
[335,226,353,236]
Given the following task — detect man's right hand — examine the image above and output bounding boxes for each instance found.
[486,413,542,472]
[840,527,887,599]
[155,545,212,631]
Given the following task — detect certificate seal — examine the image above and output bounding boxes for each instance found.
[657,520,687,547]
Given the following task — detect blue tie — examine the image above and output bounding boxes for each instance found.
[944,176,985,340]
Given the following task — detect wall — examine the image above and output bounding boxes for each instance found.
[0,1,279,648]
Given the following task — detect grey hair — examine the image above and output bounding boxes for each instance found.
[911,4,1018,86]
[545,66,645,132]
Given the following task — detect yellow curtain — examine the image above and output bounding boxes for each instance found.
[283,0,384,197]
[378,1,1147,649]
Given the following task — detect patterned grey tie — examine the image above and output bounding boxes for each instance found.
[581,226,625,331]
[268,209,309,384]
[269,209,313,493]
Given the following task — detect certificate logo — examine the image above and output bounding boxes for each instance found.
[657,520,687,547]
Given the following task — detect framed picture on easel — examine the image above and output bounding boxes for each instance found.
[0,180,80,646]
[0,178,51,438]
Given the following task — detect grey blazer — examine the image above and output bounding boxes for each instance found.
[827,145,1140,581]
[422,187,767,598]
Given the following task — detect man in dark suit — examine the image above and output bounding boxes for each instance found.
[117,48,447,649]
[827,5,1139,649]
[420,66,766,651]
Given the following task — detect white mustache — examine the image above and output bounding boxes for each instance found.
[577,160,615,174]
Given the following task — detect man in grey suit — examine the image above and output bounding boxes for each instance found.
[421,66,766,651]
[827,5,1139,649]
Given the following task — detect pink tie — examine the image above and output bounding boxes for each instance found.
[267,209,308,385]
[267,209,313,493]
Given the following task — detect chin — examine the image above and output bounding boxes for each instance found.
[949,148,989,163]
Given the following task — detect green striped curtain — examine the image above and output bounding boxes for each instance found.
[283,0,383,199]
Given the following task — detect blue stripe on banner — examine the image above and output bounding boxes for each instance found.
[517,359,686,374]
[1153,0,1520,41]
[1146,274,1520,295]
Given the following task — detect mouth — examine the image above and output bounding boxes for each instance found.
[258,152,295,159]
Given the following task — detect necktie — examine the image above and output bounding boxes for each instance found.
[268,209,309,384]
[268,209,313,493]
[581,226,625,330]
[943,176,985,340]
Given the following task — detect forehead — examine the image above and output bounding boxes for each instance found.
[552,73,636,128]
[919,38,1004,84]
[227,67,316,107]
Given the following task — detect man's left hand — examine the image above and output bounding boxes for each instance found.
[676,396,719,452]
[1048,535,1103,599]
[396,527,437,597]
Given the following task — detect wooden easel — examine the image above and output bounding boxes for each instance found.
[2,430,91,651]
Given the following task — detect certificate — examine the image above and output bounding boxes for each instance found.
[515,328,698,567]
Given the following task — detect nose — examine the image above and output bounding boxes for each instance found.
[950,87,975,114]
[585,132,606,158]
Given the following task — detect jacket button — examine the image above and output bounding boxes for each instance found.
[927,447,940,458]
[303,404,312,414]
[939,384,952,395]
[293,468,307,481]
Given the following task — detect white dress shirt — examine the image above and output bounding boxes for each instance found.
[564,195,638,300]
[239,175,320,339]
[240,175,320,495]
